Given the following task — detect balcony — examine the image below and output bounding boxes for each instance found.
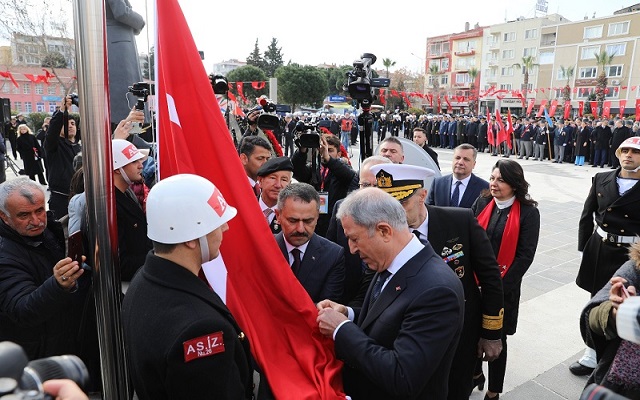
[540,40,556,47]
[428,52,449,59]
[454,49,476,56]
[486,76,498,83]
[455,66,470,72]
[488,59,499,66]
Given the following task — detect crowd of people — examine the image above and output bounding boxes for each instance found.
[1,94,640,400]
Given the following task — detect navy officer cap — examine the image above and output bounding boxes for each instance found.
[257,156,294,177]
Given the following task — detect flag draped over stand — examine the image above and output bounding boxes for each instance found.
[155,0,345,398]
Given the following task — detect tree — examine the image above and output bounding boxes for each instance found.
[246,39,265,71]
[263,38,284,78]
[142,47,154,80]
[42,51,67,68]
[323,65,352,96]
[275,64,326,111]
[594,50,615,112]
[382,58,396,78]
[226,65,268,107]
[559,65,574,102]
[513,55,539,107]
[468,67,479,115]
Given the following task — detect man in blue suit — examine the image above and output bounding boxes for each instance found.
[427,143,489,208]
[317,187,464,400]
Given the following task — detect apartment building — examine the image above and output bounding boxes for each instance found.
[11,33,76,70]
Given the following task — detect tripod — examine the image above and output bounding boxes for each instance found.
[5,155,21,176]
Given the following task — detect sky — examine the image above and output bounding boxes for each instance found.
[126,0,625,74]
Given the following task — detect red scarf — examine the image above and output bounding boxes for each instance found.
[477,198,521,278]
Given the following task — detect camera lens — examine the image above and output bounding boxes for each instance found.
[21,355,89,391]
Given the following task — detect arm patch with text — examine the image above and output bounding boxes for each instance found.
[183,331,225,362]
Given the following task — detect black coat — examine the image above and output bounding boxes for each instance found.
[611,126,631,151]
[115,188,152,281]
[472,196,540,334]
[577,168,640,295]
[16,133,44,176]
[44,111,81,195]
[592,125,612,150]
[0,215,91,360]
[122,253,253,400]
[575,126,591,157]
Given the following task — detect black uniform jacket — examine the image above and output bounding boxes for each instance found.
[472,196,540,335]
[122,253,253,400]
[275,232,345,303]
[337,243,464,400]
[115,188,152,281]
[577,168,640,295]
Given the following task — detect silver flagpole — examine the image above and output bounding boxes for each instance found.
[71,0,132,398]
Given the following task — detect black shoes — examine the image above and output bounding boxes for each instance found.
[484,393,499,400]
[569,361,594,376]
[473,373,486,391]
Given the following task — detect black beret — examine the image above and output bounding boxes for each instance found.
[257,156,294,177]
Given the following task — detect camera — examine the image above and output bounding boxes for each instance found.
[253,96,280,131]
[127,82,151,134]
[209,74,229,95]
[344,53,390,106]
[295,121,320,149]
[69,93,80,107]
[0,341,89,399]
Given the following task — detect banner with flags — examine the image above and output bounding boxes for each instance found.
[548,99,559,117]
[526,98,535,116]
[619,99,626,117]
[155,0,345,398]
[590,101,599,118]
[487,108,494,146]
[578,101,584,117]
[536,99,548,118]
[563,101,571,119]
[602,101,612,119]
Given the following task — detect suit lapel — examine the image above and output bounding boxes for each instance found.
[600,170,621,204]
[459,174,477,207]
[297,235,319,284]
[275,233,288,261]
[443,176,453,206]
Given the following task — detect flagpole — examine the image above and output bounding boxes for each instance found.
[72,0,132,398]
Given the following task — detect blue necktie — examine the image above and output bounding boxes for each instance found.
[450,180,462,207]
[369,270,391,310]
[291,248,302,276]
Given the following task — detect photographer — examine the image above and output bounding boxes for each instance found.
[242,109,262,138]
[291,133,355,237]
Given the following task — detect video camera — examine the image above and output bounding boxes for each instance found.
[0,341,89,399]
[251,96,280,131]
[69,93,80,107]
[209,74,229,95]
[127,82,151,134]
[344,53,390,106]
[294,120,321,149]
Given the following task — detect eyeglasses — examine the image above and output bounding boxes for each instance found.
[358,182,377,188]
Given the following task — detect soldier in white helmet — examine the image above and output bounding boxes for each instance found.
[122,174,253,399]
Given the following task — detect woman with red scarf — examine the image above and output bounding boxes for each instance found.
[471,159,540,400]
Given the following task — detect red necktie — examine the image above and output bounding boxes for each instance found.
[253,182,260,196]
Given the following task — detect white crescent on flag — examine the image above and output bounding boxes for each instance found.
[203,256,228,303]
[166,93,182,127]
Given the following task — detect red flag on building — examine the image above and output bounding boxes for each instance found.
[578,101,584,117]
[619,99,626,117]
[590,101,599,118]
[548,99,558,116]
[0,71,19,88]
[636,99,640,121]
[487,109,495,146]
[526,98,535,116]
[155,0,345,398]
[563,101,571,119]
[602,101,612,118]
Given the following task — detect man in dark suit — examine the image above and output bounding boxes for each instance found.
[112,139,152,281]
[571,136,640,376]
[275,182,345,303]
[412,127,440,170]
[427,143,489,208]
[122,174,253,400]
[317,187,464,400]
[371,163,504,399]
[257,156,293,234]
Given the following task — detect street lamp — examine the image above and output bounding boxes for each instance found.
[410,52,425,74]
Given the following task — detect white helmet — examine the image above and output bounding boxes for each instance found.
[146,174,237,244]
[616,136,640,158]
[112,139,147,170]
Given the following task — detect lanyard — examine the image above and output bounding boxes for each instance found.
[320,166,329,191]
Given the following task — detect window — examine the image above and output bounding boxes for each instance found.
[502,49,514,59]
[14,102,21,111]
[23,83,31,94]
[577,87,595,98]
[36,102,45,112]
[503,32,516,42]
[606,43,626,56]
[554,89,563,99]
[523,47,537,57]
[501,66,514,76]
[12,85,19,94]
[456,73,470,84]
[457,40,476,52]
[48,103,57,113]
[584,25,603,39]
[47,85,56,95]
[607,65,623,77]
[525,29,538,39]
[579,67,597,78]
[500,83,512,90]
[441,58,449,71]
[430,41,450,56]
[24,102,32,113]
[605,86,620,98]
[608,21,629,36]
[580,45,600,60]
[539,51,554,65]
[35,83,44,94]
[440,75,448,85]
[1,82,8,93]
[429,59,439,69]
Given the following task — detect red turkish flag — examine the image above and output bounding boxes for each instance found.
[526,98,535,116]
[437,96,441,113]
[379,89,386,105]
[235,82,247,103]
[495,109,508,146]
[391,89,399,97]
[563,101,571,119]
[590,101,599,118]
[636,99,640,121]
[536,99,548,117]
[619,100,626,117]
[487,109,494,146]
[0,71,19,88]
[548,99,558,117]
[444,95,452,109]
[155,0,345,398]
[505,108,513,149]
[401,92,412,108]
[578,101,584,117]
[602,100,611,118]
[251,81,266,90]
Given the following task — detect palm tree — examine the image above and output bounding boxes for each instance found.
[468,67,479,115]
[513,56,539,108]
[559,65,575,102]
[429,64,440,91]
[382,58,396,78]
[594,50,615,112]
